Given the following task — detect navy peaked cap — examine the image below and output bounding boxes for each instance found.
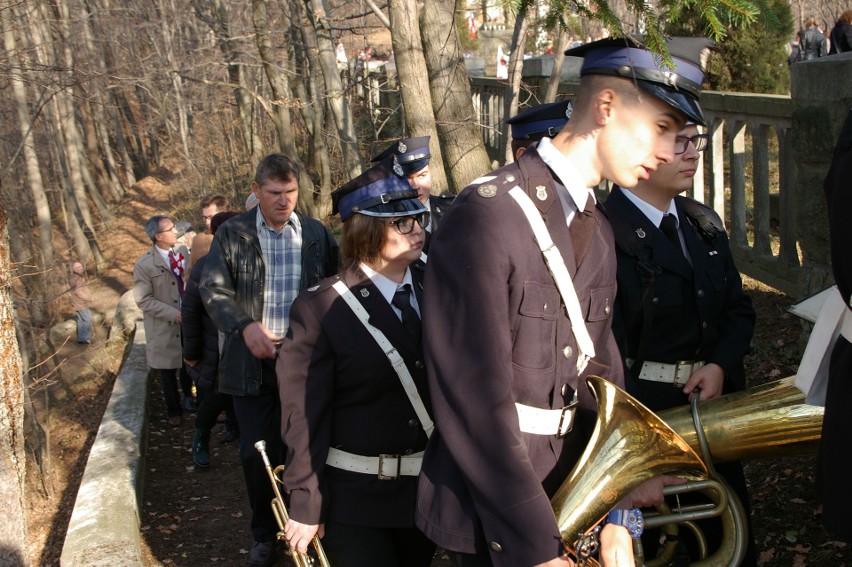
[506,100,573,140]
[332,158,427,221]
[370,136,432,175]
[566,36,714,125]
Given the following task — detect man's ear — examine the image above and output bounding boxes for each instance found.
[594,88,616,125]
[250,180,260,196]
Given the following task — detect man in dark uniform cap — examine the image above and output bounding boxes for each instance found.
[506,99,573,160]
[416,36,713,567]
[372,136,454,255]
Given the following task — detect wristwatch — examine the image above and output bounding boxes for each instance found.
[606,508,644,538]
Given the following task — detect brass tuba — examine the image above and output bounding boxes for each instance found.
[254,440,331,567]
[550,376,824,566]
[550,376,708,561]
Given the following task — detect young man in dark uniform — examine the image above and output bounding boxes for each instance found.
[606,115,757,564]
[372,136,453,255]
[416,37,712,567]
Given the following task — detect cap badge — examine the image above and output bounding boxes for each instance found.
[360,288,370,298]
[565,101,574,119]
[536,186,548,201]
[635,228,646,239]
[478,184,498,198]
[392,156,404,176]
[397,140,407,154]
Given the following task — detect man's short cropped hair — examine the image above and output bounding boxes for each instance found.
[254,153,301,186]
[145,215,172,242]
[200,194,228,210]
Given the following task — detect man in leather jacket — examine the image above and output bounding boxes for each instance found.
[200,153,338,566]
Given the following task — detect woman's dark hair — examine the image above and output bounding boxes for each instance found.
[340,214,387,269]
[210,211,240,235]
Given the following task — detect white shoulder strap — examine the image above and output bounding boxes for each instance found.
[332,280,434,437]
[508,186,594,372]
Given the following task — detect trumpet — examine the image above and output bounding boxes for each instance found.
[254,440,331,567]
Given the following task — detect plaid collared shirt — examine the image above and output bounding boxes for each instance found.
[256,209,302,337]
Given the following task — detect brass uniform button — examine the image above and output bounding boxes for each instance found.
[490,542,503,553]
[562,346,573,359]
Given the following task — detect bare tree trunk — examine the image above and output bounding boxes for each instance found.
[250,0,317,217]
[545,25,571,103]
[250,0,298,157]
[420,0,491,193]
[3,10,54,270]
[0,199,29,567]
[500,0,531,164]
[304,0,364,180]
[192,0,264,161]
[385,0,449,195]
[42,0,105,263]
[281,0,332,202]
[80,0,125,200]
[157,0,192,160]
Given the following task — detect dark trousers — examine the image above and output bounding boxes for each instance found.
[322,521,435,567]
[195,390,236,434]
[232,363,283,544]
[156,367,193,417]
[76,308,92,343]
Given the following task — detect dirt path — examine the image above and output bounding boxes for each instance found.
[25,161,850,566]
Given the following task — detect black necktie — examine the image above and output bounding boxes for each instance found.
[569,197,595,265]
[660,214,682,254]
[391,284,421,344]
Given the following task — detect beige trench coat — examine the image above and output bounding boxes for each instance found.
[133,245,187,369]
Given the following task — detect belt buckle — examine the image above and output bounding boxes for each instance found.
[556,400,579,438]
[674,360,694,387]
[377,454,401,480]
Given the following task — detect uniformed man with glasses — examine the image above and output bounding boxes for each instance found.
[605,119,758,565]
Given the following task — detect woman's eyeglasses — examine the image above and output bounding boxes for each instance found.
[674,134,710,155]
[388,212,431,235]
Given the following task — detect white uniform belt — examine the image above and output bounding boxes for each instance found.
[515,402,577,438]
[628,359,705,386]
[326,447,423,480]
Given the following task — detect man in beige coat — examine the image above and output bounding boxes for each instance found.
[133,214,193,426]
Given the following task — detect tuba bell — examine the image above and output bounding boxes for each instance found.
[550,376,708,562]
[550,375,824,566]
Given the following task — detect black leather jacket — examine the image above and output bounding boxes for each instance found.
[199,208,339,396]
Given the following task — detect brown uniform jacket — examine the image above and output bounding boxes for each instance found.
[416,148,624,566]
[278,265,430,528]
[133,245,187,369]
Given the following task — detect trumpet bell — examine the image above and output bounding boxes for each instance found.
[551,376,708,551]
